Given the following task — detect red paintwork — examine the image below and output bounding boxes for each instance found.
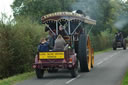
[33,50,77,69]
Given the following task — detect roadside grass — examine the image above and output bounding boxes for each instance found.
[0,72,35,85]
[0,48,112,85]
[122,69,128,85]
[94,48,112,55]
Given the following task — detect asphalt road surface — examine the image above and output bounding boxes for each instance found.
[16,48,128,85]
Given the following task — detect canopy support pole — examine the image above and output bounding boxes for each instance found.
[71,22,82,35]
[56,21,58,35]
[46,25,56,35]
[87,25,94,36]
[68,21,71,35]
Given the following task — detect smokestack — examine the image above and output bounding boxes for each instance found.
[71,0,100,20]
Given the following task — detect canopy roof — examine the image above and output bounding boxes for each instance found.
[41,12,96,25]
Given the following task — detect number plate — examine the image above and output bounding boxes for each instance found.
[39,52,64,59]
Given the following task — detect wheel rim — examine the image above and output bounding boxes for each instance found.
[87,37,91,71]
[91,48,94,67]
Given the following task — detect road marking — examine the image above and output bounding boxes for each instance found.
[45,80,57,85]
[65,51,122,84]
[96,51,120,66]
[65,75,80,84]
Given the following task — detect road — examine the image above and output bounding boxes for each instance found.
[16,48,128,85]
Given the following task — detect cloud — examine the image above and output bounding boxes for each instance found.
[0,0,14,18]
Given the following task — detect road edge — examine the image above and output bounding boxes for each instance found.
[0,72,34,85]
[121,69,128,85]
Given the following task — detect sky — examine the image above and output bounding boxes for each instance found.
[123,0,128,2]
[0,0,14,18]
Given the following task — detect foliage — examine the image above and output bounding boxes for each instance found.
[11,0,75,21]
[72,0,119,34]
[0,16,46,79]
[90,29,114,51]
[113,0,128,37]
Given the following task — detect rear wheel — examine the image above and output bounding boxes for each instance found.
[36,68,44,79]
[123,45,126,50]
[113,47,117,50]
[70,60,78,77]
[91,48,94,68]
[113,42,117,50]
[78,34,91,72]
[123,39,126,50]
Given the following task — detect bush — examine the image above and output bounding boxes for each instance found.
[90,29,114,51]
[0,16,47,79]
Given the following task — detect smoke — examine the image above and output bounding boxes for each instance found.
[71,0,101,20]
[72,0,128,32]
[114,16,128,30]
[114,0,128,30]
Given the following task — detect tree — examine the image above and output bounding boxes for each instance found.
[11,0,74,22]
[114,0,128,37]
[0,16,47,79]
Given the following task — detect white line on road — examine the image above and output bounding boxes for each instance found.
[65,51,121,84]
[96,51,120,66]
[65,75,80,84]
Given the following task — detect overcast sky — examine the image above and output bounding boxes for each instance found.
[0,0,14,18]
[0,0,127,19]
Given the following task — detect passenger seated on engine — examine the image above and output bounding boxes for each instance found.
[54,35,66,51]
[58,25,67,37]
[115,32,123,42]
[38,38,49,52]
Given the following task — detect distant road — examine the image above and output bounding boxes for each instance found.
[16,48,128,85]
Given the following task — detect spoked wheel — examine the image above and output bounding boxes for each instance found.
[123,39,126,50]
[91,48,94,68]
[36,68,44,79]
[78,34,91,72]
[87,36,92,71]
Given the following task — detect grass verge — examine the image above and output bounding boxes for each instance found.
[122,69,128,85]
[94,48,112,55]
[0,72,35,85]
